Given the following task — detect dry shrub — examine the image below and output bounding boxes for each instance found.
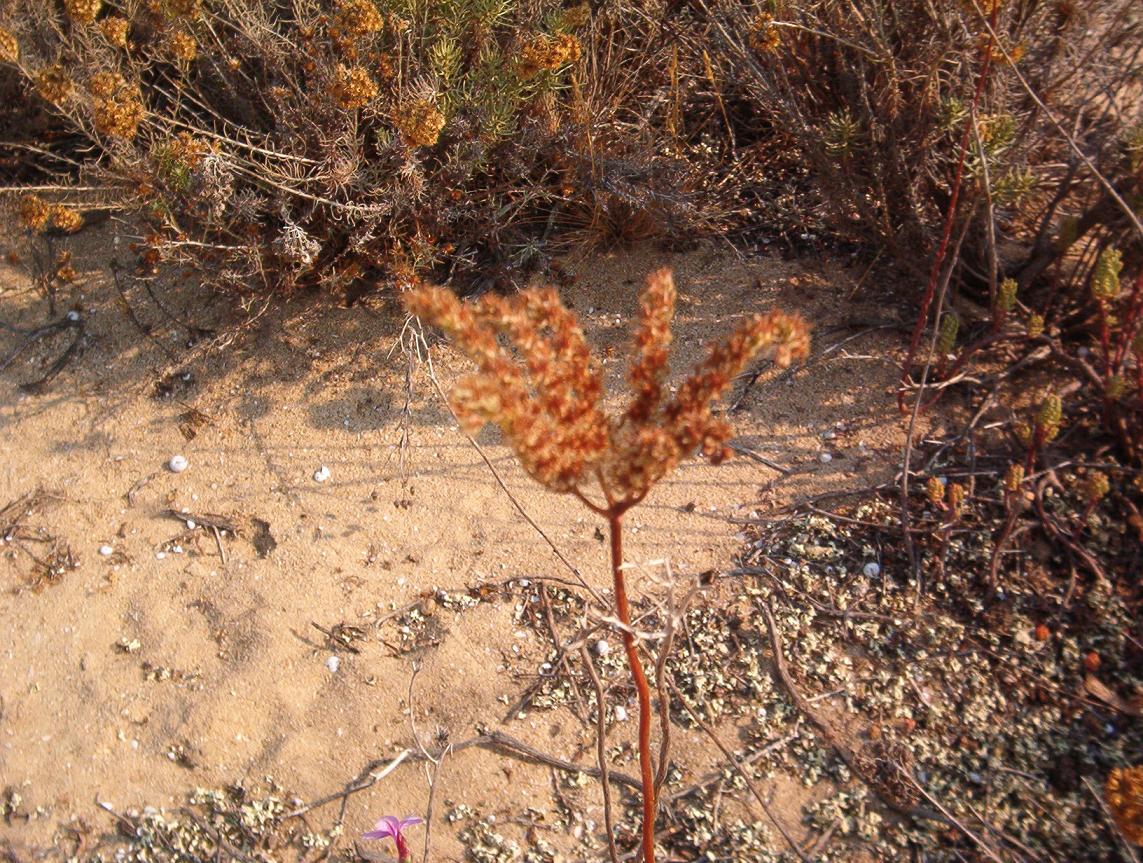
[0,0,721,297]
[699,0,1140,287]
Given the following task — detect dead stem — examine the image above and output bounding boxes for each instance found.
[608,510,657,863]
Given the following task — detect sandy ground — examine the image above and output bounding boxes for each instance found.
[0,224,930,859]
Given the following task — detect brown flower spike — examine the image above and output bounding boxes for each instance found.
[404,268,808,863]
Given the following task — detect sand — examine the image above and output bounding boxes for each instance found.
[0,224,927,860]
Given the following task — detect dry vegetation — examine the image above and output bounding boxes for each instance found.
[1,0,1142,861]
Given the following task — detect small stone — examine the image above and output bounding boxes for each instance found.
[862,561,881,578]
[186,519,196,530]
[313,465,331,483]
[326,655,340,673]
[168,455,189,473]
[594,639,610,657]
[613,705,628,721]
[99,545,114,557]
[819,452,833,463]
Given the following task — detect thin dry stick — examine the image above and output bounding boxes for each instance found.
[417,323,607,607]
[900,214,976,601]
[1083,777,1142,863]
[893,766,1006,863]
[667,678,810,863]
[581,644,621,863]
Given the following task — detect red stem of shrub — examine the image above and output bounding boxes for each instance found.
[608,510,656,863]
[898,5,1000,413]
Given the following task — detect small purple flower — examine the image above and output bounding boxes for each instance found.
[363,815,423,862]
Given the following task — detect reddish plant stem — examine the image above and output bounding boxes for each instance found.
[898,3,1000,413]
[608,509,656,863]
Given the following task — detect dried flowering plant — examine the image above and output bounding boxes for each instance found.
[404,268,809,862]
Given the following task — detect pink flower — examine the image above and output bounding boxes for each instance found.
[363,815,423,862]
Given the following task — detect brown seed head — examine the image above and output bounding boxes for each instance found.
[37,65,75,104]
[166,0,201,19]
[331,64,378,110]
[48,205,83,233]
[394,99,445,147]
[0,26,18,63]
[517,33,581,79]
[332,0,383,50]
[18,195,51,232]
[100,16,130,48]
[65,0,101,25]
[166,30,197,62]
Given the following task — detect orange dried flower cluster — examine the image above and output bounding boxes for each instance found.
[65,0,101,25]
[0,26,18,63]
[18,194,50,231]
[37,65,75,103]
[165,0,201,19]
[517,33,581,79]
[331,64,378,110]
[166,29,197,62]
[331,0,383,53]
[1107,765,1143,845]
[404,268,809,504]
[749,12,781,54]
[100,16,130,48]
[394,98,445,147]
[89,71,145,139]
[17,195,83,233]
[166,130,211,168]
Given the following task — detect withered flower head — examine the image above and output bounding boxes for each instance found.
[0,26,18,63]
[65,0,101,25]
[89,71,144,139]
[37,65,75,104]
[100,16,130,48]
[166,0,202,19]
[331,64,378,110]
[394,99,445,148]
[1107,765,1143,846]
[331,0,383,49]
[166,30,197,63]
[48,205,83,233]
[404,268,809,506]
[517,33,581,79]
[18,194,51,232]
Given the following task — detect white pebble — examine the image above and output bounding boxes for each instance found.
[168,455,189,473]
[863,561,881,578]
[326,655,340,673]
[186,519,196,530]
[613,705,628,722]
[313,465,331,483]
[66,310,80,322]
[99,545,114,557]
[155,551,166,560]
[594,639,611,657]
[818,452,833,463]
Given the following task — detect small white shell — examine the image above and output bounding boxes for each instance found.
[326,655,340,673]
[168,455,189,473]
[594,639,611,657]
[313,465,331,483]
[99,545,114,556]
[863,561,881,578]
[613,705,629,721]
